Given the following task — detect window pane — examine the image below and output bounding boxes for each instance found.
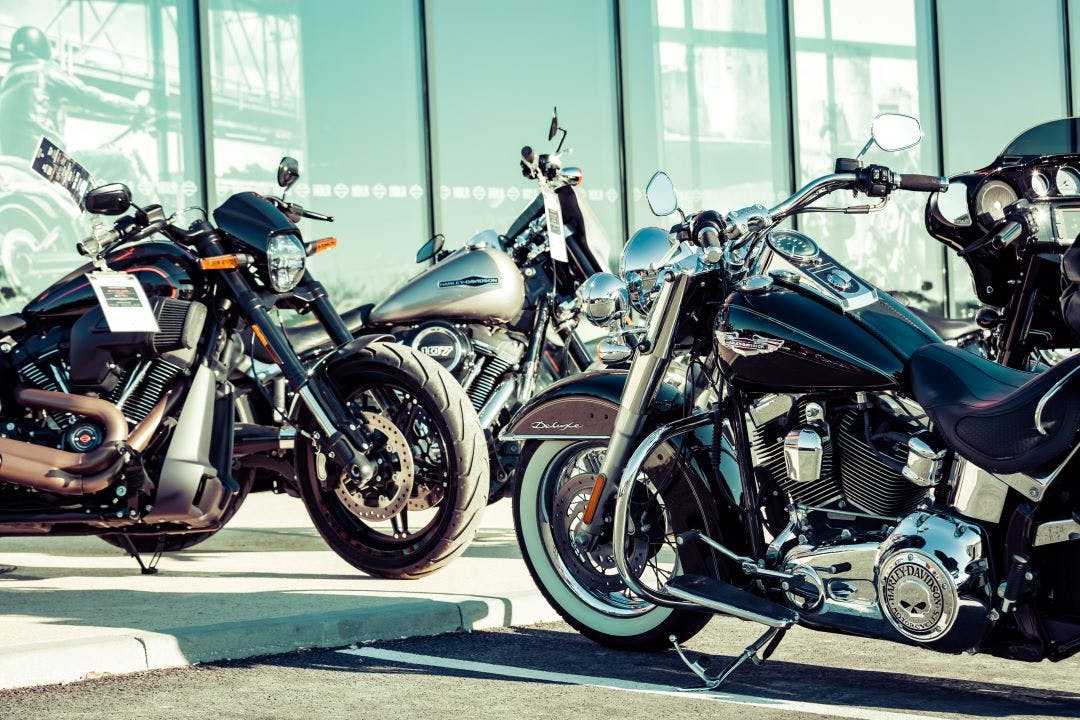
[792,0,943,310]
[205,0,427,305]
[0,1,201,307]
[426,0,621,262]
[621,0,791,232]
[940,0,1067,315]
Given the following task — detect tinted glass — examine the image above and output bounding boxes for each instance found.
[204,0,427,307]
[997,118,1080,159]
[0,1,202,308]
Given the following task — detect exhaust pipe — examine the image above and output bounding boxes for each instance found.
[0,388,164,496]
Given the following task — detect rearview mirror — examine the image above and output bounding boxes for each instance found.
[872,113,922,153]
[277,156,300,190]
[84,183,132,216]
[416,233,444,263]
[645,171,679,217]
[548,107,559,142]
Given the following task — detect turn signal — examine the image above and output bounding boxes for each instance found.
[200,255,241,270]
[308,237,338,255]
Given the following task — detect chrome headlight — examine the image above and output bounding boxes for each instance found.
[266,234,306,292]
[619,226,671,314]
[578,272,628,328]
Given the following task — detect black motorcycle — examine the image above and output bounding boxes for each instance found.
[243,110,611,504]
[0,156,487,578]
[926,116,1080,368]
[511,113,1080,686]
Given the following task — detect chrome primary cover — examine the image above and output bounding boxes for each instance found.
[369,247,526,325]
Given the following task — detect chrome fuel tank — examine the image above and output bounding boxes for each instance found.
[369,246,525,325]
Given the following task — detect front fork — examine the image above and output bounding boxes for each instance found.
[223,269,376,480]
[576,271,692,541]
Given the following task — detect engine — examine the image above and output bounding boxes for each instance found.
[748,391,994,650]
[397,321,525,418]
[5,298,205,454]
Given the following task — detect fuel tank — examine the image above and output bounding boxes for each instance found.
[716,283,938,392]
[23,241,202,322]
[369,246,525,325]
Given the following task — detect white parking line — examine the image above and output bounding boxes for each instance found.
[339,647,944,720]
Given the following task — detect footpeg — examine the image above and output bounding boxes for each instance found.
[665,574,797,628]
[670,626,786,690]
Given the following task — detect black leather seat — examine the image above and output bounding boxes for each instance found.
[908,343,1080,475]
[247,304,372,364]
[906,306,981,342]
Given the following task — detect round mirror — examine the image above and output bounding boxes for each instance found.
[872,114,923,153]
[645,171,679,217]
[578,272,629,327]
[934,180,972,227]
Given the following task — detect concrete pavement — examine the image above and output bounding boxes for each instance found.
[0,493,559,690]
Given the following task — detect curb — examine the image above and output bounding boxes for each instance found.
[0,591,558,690]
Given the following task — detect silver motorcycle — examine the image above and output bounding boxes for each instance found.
[509,113,1080,686]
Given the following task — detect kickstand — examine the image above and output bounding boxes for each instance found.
[670,627,786,690]
[115,535,162,575]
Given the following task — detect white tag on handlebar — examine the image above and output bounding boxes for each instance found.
[87,271,160,333]
[541,186,568,263]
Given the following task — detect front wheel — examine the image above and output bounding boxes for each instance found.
[513,439,717,650]
[296,341,487,579]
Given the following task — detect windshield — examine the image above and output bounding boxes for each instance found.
[998,117,1080,160]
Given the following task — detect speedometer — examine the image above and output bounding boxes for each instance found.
[1057,166,1080,196]
[767,230,819,263]
[975,179,1018,226]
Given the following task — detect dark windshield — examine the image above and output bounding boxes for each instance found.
[998,118,1080,159]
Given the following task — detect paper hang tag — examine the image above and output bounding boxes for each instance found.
[31,137,93,209]
[541,186,569,263]
[87,272,160,333]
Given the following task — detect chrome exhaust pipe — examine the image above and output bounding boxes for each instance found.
[478,378,517,429]
[0,388,163,496]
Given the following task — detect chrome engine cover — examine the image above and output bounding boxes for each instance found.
[403,321,472,375]
[782,510,993,651]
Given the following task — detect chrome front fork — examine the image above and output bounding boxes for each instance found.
[577,271,691,539]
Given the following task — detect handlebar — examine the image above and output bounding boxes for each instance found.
[896,173,948,192]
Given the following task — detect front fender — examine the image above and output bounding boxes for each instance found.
[501,369,683,441]
[287,333,395,423]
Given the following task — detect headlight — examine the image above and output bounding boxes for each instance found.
[578,272,628,327]
[266,234,306,292]
[619,227,671,314]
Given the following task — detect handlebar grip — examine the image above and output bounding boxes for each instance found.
[994,220,1024,250]
[521,146,535,164]
[897,173,947,192]
[302,209,334,222]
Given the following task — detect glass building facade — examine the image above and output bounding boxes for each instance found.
[0,0,1072,316]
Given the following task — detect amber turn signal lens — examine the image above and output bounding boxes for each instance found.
[200,255,241,270]
[581,474,607,525]
[311,237,337,255]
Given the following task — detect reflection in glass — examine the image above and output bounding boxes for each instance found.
[205,0,427,306]
[0,0,201,307]
[622,0,790,232]
[792,0,942,310]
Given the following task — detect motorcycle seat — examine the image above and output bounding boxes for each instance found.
[247,304,372,364]
[906,306,981,341]
[0,313,25,336]
[908,343,1080,475]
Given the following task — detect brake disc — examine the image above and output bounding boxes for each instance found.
[332,411,414,521]
[551,473,649,593]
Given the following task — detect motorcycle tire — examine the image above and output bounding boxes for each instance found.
[99,470,254,554]
[514,438,716,650]
[295,341,487,579]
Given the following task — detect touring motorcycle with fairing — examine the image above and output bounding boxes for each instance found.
[510,114,1080,687]
[0,156,486,579]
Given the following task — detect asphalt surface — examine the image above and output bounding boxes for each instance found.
[2,617,1077,720]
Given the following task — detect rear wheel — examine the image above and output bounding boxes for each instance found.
[296,341,487,579]
[513,439,716,650]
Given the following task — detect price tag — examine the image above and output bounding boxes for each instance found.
[30,136,92,208]
[541,186,568,263]
[87,272,160,333]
